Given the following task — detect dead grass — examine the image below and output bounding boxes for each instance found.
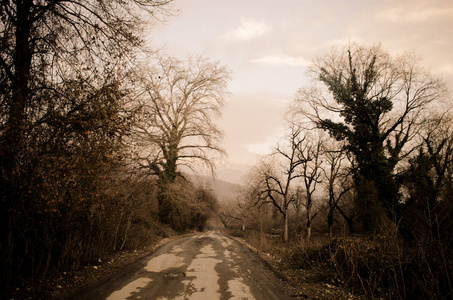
[237,230,452,300]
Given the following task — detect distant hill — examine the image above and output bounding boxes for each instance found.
[189,175,243,205]
[210,178,243,205]
[216,168,247,185]
[215,162,250,185]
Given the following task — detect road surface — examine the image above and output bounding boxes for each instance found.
[71,231,292,300]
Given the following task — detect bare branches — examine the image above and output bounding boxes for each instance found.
[130,54,231,183]
[250,125,326,241]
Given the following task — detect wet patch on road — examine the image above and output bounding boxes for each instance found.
[105,277,152,300]
[73,231,291,300]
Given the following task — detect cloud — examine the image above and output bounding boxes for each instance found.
[244,128,284,156]
[381,7,453,23]
[224,19,271,41]
[251,55,310,67]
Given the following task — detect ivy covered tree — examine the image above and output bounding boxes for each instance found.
[402,113,453,241]
[294,43,447,231]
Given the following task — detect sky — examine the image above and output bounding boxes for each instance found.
[149,0,453,182]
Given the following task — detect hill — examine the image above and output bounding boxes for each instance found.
[190,175,243,205]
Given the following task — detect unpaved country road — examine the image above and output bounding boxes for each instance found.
[70,231,292,300]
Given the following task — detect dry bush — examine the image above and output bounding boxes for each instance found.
[158,179,219,232]
[243,227,452,299]
[322,235,452,299]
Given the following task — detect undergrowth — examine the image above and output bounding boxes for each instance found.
[241,230,452,299]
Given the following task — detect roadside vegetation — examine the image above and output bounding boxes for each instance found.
[0,0,225,298]
[222,43,453,300]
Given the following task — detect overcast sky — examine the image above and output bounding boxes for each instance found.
[149,0,453,177]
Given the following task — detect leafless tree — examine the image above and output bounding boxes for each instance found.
[254,126,306,242]
[131,55,231,223]
[1,0,174,179]
[322,140,354,238]
[298,132,324,240]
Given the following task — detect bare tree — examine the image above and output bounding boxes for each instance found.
[255,126,306,242]
[132,55,231,224]
[322,141,354,238]
[298,133,324,240]
[0,0,174,181]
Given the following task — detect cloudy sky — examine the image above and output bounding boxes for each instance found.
[149,0,453,181]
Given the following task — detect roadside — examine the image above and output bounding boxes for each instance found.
[51,245,161,299]
[229,233,363,300]
[10,235,183,300]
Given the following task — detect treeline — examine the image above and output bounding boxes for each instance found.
[222,43,453,299]
[0,0,226,298]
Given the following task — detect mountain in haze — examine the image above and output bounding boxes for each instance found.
[210,178,243,205]
[190,175,243,205]
[215,163,250,185]
[186,162,250,205]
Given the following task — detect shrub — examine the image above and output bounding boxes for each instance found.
[325,236,452,299]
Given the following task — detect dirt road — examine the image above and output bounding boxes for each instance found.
[70,231,292,299]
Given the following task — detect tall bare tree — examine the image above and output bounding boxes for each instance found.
[132,55,231,224]
[298,133,324,240]
[322,141,354,238]
[0,0,173,180]
[254,126,306,242]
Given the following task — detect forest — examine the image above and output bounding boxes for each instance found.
[1,0,452,299]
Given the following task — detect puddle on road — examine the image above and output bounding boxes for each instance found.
[145,245,185,272]
[228,278,256,300]
[181,244,223,300]
[147,233,259,300]
[105,277,152,300]
[86,232,282,300]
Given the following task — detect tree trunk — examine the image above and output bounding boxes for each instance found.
[113,210,125,251]
[0,0,33,291]
[283,212,289,242]
[157,187,172,225]
[335,204,355,236]
[120,213,132,251]
[306,221,312,240]
[328,208,334,240]
[306,201,312,240]
[346,218,354,235]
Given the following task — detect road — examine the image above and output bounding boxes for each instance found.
[71,231,292,300]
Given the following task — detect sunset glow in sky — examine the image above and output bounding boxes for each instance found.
[150,0,453,179]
